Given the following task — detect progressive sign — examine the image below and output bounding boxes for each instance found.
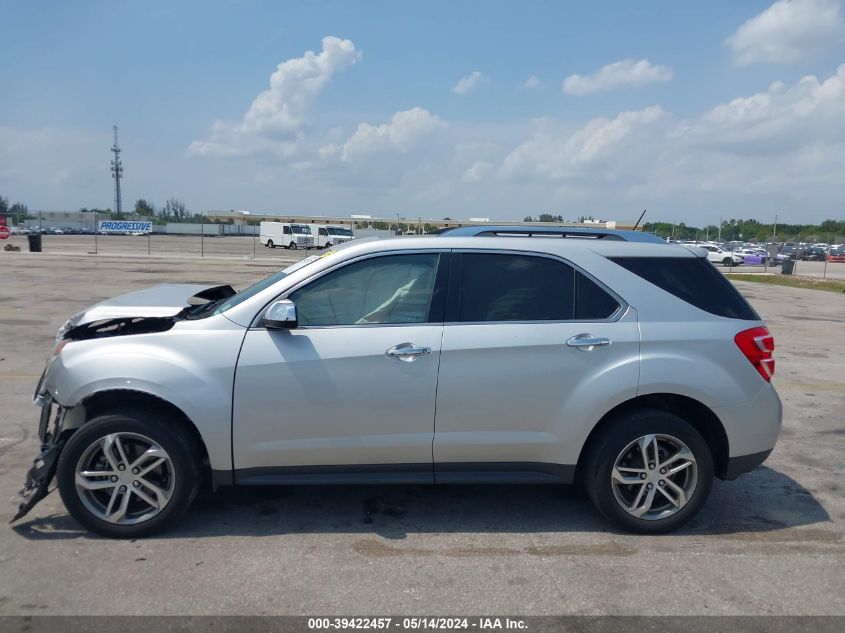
[98,220,153,234]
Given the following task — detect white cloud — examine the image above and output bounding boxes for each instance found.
[326,107,445,162]
[501,106,668,180]
[726,0,845,66]
[497,65,845,215]
[563,59,673,95]
[524,75,542,89]
[682,65,845,148]
[452,71,485,95]
[188,36,361,157]
[462,160,494,183]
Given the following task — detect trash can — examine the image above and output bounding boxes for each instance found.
[781,259,795,275]
[27,233,42,252]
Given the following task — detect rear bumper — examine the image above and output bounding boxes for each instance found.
[714,383,782,472]
[723,448,773,480]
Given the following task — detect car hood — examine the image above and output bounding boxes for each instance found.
[66,283,236,327]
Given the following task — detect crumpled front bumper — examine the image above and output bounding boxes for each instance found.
[10,378,68,523]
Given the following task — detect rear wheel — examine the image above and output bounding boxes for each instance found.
[583,409,713,534]
[56,410,201,538]
[266,239,274,249]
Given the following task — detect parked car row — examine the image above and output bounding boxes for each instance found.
[13,227,98,235]
[665,239,845,266]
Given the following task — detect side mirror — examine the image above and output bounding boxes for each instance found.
[263,299,298,329]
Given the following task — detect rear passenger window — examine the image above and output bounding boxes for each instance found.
[459,254,574,321]
[610,257,759,320]
[457,253,622,322]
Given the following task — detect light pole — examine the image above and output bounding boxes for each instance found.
[395,212,400,236]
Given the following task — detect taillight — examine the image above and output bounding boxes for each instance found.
[734,326,775,382]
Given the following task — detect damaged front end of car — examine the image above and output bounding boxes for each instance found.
[10,282,237,523]
[11,377,69,522]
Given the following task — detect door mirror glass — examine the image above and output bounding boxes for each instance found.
[263,299,298,329]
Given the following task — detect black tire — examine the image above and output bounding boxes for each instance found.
[266,239,274,249]
[722,257,733,267]
[289,241,297,250]
[56,409,201,538]
[583,409,714,534]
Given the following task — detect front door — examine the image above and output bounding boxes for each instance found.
[232,251,449,484]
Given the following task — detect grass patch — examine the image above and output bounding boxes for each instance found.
[726,273,845,293]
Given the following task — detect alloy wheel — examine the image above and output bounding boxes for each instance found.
[74,432,176,525]
[610,433,698,521]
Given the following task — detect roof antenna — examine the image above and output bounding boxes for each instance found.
[632,209,647,231]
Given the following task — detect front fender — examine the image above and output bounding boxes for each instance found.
[43,319,245,471]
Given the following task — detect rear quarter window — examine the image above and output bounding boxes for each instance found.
[609,256,759,320]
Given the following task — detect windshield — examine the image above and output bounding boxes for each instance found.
[291,225,310,234]
[328,227,353,236]
[211,254,323,314]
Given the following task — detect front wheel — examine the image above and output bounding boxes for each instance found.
[722,257,733,266]
[56,410,201,538]
[289,241,297,250]
[583,409,714,534]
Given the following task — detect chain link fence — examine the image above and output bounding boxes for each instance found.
[6,219,845,280]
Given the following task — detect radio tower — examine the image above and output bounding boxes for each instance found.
[110,125,123,215]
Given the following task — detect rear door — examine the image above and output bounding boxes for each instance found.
[433,251,640,481]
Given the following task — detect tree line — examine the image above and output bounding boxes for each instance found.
[0,195,31,221]
[78,198,211,224]
[642,218,845,243]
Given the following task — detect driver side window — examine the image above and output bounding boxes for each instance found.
[290,253,441,326]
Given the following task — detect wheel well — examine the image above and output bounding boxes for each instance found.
[78,390,210,475]
[577,394,730,479]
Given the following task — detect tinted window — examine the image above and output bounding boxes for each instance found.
[610,257,759,320]
[575,272,620,319]
[458,254,575,321]
[291,254,441,326]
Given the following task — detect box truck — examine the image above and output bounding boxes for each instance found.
[313,224,355,248]
[259,222,315,249]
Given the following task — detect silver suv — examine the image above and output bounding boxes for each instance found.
[15,237,781,537]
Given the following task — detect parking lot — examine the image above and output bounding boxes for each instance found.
[0,244,843,615]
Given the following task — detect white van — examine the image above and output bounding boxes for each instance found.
[313,224,355,249]
[259,222,315,250]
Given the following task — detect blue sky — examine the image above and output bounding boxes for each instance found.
[2,0,844,224]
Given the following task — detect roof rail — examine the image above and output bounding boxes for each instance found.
[438,225,665,243]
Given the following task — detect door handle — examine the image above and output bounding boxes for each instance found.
[386,343,432,362]
[566,334,611,351]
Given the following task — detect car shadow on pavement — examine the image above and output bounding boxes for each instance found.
[11,465,832,541]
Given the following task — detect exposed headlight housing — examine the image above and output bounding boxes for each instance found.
[55,320,71,342]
